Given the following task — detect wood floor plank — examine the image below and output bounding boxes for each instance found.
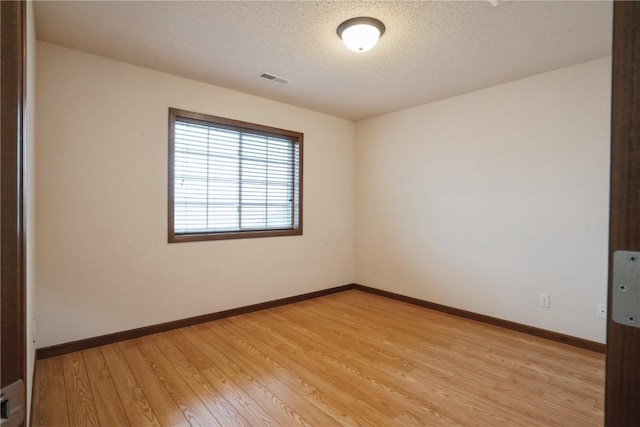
[82,347,131,427]
[263,308,476,418]
[62,352,99,426]
[31,359,41,425]
[254,309,503,426]
[216,317,379,426]
[34,357,70,427]
[199,320,347,426]
[255,310,479,425]
[101,343,161,426]
[248,297,598,426]
[165,329,282,427]
[315,293,605,411]
[34,290,605,426]
[117,340,191,427]
[182,326,313,426]
[134,337,225,426]
[330,293,604,425]
[234,315,403,426]
[147,333,252,427]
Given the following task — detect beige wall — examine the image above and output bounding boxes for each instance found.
[36,42,355,347]
[355,58,611,343]
[26,1,37,422]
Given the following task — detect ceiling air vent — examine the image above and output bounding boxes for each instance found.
[258,72,290,84]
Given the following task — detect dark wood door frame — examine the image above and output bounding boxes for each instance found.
[1,0,27,426]
[606,1,640,426]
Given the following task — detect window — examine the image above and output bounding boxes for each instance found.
[168,108,302,242]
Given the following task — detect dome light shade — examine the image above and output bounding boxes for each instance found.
[337,17,385,52]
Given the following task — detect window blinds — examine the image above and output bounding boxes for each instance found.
[173,119,300,235]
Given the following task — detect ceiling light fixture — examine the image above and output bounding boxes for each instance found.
[337,17,385,53]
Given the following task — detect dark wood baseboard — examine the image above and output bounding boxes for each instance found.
[36,282,605,359]
[36,284,353,359]
[352,284,606,353]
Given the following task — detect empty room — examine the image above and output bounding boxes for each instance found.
[2,0,639,426]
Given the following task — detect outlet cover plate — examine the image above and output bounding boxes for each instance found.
[539,294,550,308]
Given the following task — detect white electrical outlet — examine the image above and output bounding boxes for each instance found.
[312,266,320,277]
[597,304,607,319]
[539,294,550,308]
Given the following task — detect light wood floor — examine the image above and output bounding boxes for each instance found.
[32,290,604,426]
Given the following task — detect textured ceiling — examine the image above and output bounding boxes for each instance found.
[34,1,613,121]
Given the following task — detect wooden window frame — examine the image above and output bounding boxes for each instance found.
[168,108,303,243]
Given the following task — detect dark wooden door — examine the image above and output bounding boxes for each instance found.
[606,2,640,426]
[1,1,26,426]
